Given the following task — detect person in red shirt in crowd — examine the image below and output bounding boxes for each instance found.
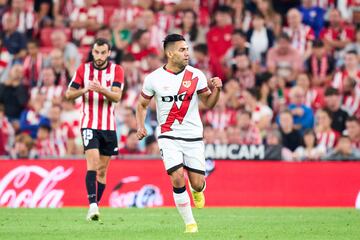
[296,73,325,111]
[48,48,71,87]
[332,50,360,93]
[110,0,142,30]
[232,53,255,89]
[320,8,355,53]
[237,110,262,145]
[127,29,159,66]
[35,123,57,158]
[345,116,360,149]
[207,5,234,80]
[69,0,104,46]
[341,76,360,119]
[10,132,36,159]
[283,8,315,58]
[23,39,45,87]
[315,108,340,150]
[0,38,12,83]
[118,129,143,155]
[9,0,35,38]
[193,43,212,79]
[0,103,14,155]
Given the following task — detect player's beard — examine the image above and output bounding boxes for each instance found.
[94,59,107,68]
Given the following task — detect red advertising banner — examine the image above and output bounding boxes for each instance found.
[1,160,360,208]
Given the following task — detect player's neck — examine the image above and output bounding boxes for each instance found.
[93,61,109,70]
[164,63,185,75]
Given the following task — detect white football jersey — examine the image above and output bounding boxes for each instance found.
[141,65,209,139]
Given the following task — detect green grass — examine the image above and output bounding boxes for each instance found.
[0,208,359,240]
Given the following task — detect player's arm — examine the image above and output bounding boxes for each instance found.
[65,86,88,100]
[65,64,86,100]
[198,77,222,109]
[136,95,152,140]
[88,81,123,102]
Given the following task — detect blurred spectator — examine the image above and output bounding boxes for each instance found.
[10,132,36,159]
[320,9,354,54]
[0,103,15,155]
[322,135,360,160]
[226,125,241,144]
[127,29,159,65]
[243,87,273,132]
[223,29,249,78]
[10,0,35,38]
[266,33,303,86]
[87,26,124,64]
[193,43,212,78]
[296,73,324,111]
[203,124,217,144]
[48,104,75,156]
[51,30,80,74]
[136,9,165,50]
[230,0,252,32]
[19,95,50,139]
[247,12,274,67]
[344,28,360,57]
[293,128,326,161]
[305,40,335,87]
[173,9,206,61]
[118,129,143,154]
[48,48,71,87]
[324,87,349,133]
[342,75,360,119]
[0,38,12,83]
[287,86,314,132]
[232,53,255,89]
[207,5,233,79]
[144,134,160,155]
[69,0,104,46]
[0,64,28,125]
[30,68,64,115]
[315,108,340,150]
[345,117,360,149]
[34,0,54,29]
[259,74,288,114]
[298,0,325,37]
[35,123,57,158]
[0,0,9,23]
[110,0,141,30]
[203,93,236,130]
[1,12,27,61]
[273,0,301,24]
[283,8,315,57]
[156,1,177,34]
[332,51,360,93]
[278,110,302,152]
[236,110,262,145]
[255,0,282,37]
[23,39,46,87]
[265,128,293,161]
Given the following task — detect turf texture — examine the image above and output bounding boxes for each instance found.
[0,208,359,240]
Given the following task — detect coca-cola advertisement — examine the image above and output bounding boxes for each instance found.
[1,160,360,207]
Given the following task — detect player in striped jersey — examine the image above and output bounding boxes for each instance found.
[136,34,222,233]
[65,38,124,221]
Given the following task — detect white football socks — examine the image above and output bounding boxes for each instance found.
[173,190,196,225]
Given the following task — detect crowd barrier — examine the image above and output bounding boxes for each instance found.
[1,159,360,208]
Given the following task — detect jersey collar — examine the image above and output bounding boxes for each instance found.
[163,65,186,75]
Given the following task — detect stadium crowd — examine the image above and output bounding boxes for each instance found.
[0,0,360,161]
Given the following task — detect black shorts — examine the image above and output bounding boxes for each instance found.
[81,128,118,156]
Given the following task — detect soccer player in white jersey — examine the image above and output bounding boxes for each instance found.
[65,38,124,221]
[136,34,222,233]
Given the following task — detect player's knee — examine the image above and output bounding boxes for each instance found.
[170,171,185,187]
[97,166,106,179]
[190,178,205,192]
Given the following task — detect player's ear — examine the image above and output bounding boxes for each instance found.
[165,50,173,59]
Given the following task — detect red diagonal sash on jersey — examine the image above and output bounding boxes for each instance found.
[161,70,198,133]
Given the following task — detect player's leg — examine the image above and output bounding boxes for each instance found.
[96,155,111,203]
[96,130,118,204]
[85,149,101,221]
[158,138,197,233]
[183,141,206,209]
[82,128,100,221]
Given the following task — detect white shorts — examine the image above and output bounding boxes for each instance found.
[157,137,205,175]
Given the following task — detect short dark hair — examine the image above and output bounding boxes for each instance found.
[324,87,339,96]
[278,32,291,42]
[163,34,185,50]
[232,29,246,38]
[214,5,233,14]
[128,129,138,136]
[92,38,111,51]
[346,50,358,56]
[346,116,360,124]
[312,39,324,48]
[193,43,208,55]
[239,110,252,118]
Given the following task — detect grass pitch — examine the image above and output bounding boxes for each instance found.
[0,208,359,240]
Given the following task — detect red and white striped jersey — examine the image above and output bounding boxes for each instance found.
[283,25,315,55]
[69,62,124,131]
[13,10,35,33]
[49,123,75,156]
[332,69,360,93]
[316,129,340,149]
[110,6,142,25]
[203,108,237,130]
[305,88,325,110]
[239,124,262,145]
[342,92,360,118]
[141,65,208,139]
[0,48,11,76]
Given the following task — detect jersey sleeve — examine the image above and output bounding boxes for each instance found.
[113,65,125,90]
[196,70,209,94]
[68,64,84,89]
[141,75,154,99]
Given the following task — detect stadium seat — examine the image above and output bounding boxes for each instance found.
[40,28,72,47]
